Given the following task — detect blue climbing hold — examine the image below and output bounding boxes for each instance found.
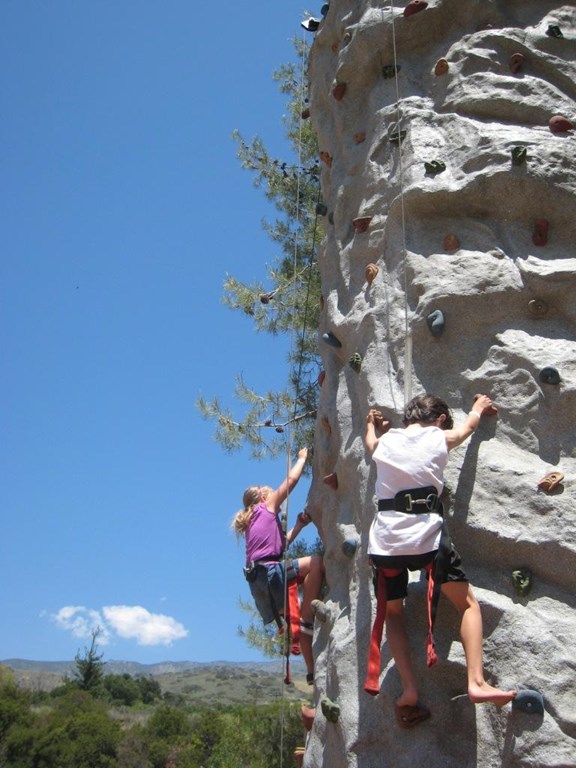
[342,539,358,558]
[322,331,342,348]
[427,309,445,337]
[512,689,544,715]
[320,3,330,17]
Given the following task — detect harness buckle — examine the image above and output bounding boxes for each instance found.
[402,492,438,513]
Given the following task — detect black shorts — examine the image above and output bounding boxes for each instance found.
[370,546,468,601]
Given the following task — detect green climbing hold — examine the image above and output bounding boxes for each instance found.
[427,309,445,337]
[349,352,362,372]
[512,568,532,596]
[511,146,527,166]
[321,697,340,723]
[424,160,446,176]
[539,366,560,385]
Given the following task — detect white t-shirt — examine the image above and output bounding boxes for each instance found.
[368,425,448,557]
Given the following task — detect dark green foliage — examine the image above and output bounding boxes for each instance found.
[72,629,105,694]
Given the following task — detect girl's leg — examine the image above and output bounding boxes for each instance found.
[386,598,419,707]
[441,581,515,705]
[295,556,324,676]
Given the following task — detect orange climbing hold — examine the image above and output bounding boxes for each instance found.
[549,115,574,134]
[537,471,564,492]
[509,53,524,74]
[443,233,459,252]
[365,263,379,284]
[320,151,333,167]
[434,58,449,76]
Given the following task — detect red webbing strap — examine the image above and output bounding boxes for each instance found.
[424,562,438,667]
[364,568,401,695]
[283,579,301,685]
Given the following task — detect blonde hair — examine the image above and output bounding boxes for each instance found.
[232,486,268,535]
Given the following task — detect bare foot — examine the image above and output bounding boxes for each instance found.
[468,681,516,706]
[396,689,419,708]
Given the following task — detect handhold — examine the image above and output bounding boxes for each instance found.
[301,704,316,731]
[434,58,449,76]
[301,17,321,32]
[473,393,498,416]
[512,568,532,596]
[443,233,459,251]
[342,31,352,46]
[532,219,549,246]
[342,538,358,558]
[328,212,334,225]
[537,470,564,492]
[349,352,363,372]
[275,425,284,433]
[424,160,446,175]
[511,146,527,165]
[320,151,333,167]
[301,107,311,120]
[332,82,347,101]
[353,132,366,144]
[512,690,544,715]
[404,0,428,18]
[259,292,273,304]
[528,298,548,316]
[546,24,563,39]
[509,53,524,74]
[382,64,401,79]
[426,309,445,338]
[321,697,340,722]
[323,472,338,490]
[320,415,331,434]
[388,128,407,145]
[322,331,342,348]
[353,216,372,233]
[316,202,328,216]
[319,294,324,311]
[539,366,560,385]
[311,599,329,622]
[320,3,330,17]
[365,263,379,285]
[331,41,339,54]
[549,115,574,134]
[317,370,326,387]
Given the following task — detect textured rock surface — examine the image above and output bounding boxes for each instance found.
[304,1,576,766]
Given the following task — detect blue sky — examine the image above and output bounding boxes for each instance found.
[1,2,318,664]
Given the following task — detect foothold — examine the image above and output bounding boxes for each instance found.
[320,415,331,435]
[328,211,334,225]
[512,690,544,716]
[512,568,532,596]
[549,115,574,134]
[389,128,407,145]
[349,352,363,372]
[321,697,341,723]
[353,132,366,144]
[528,298,548,316]
[382,64,401,79]
[320,151,333,167]
[443,233,459,251]
[342,31,352,46]
[404,0,428,18]
[427,309,445,338]
[434,58,449,76]
[539,366,560,385]
[317,370,326,387]
[424,160,446,175]
[319,294,324,311]
[342,538,358,558]
[365,263,379,285]
[532,219,549,246]
[511,146,527,166]
[353,216,372,233]
[331,41,339,54]
[301,704,316,731]
[322,331,342,348]
[301,17,321,32]
[311,599,329,622]
[259,292,272,304]
[332,82,347,101]
[320,3,329,17]
[275,425,284,433]
[473,393,498,415]
[316,202,328,216]
[537,470,564,492]
[546,24,563,39]
[509,53,524,74]
[323,472,338,490]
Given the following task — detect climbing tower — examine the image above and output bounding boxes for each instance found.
[302,1,576,766]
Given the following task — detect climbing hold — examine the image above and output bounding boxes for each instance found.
[342,538,358,558]
[509,53,524,74]
[323,472,338,490]
[320,151,333,167]
[259,292,273,304]
[342,31,352,46]
[382,64,401,79]
[319,294,324,311]
[275,425,284,433]
[473,393,498,415]
[301,704,316,731]
[539,366,560,385]
[352,216,372,233]
[549,115,574,134]
[321,697,341,723]
[301,107,311,120]
[512,690,544,716]
[511,146,527,166]
[434,58,449,76]
[353,132,366,144]
[320,415,331,434]
[322,331,342,348]
[388,128,407,145]
[317,370,326,387]
[528,298,548,316]
[328,212,334,225]
[331,41,339,54]
[316,202,328,216]
[427,309,445,338]
[365,263,379,285]
[349,352,363,372]
[546,24,563,39]
[332,82,347,101]
[311,599,329,623]
[537,470,564,492]
[404,0,428,18]
[532,219,549,246]
[301,17,321,32]
[512,568,532,597]
[443,233,459,252]
[320,3,330,17]
[424,160,446,175]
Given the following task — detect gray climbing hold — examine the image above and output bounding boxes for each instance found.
[321,697,341,723]
[539,367,560,385]
[512,690,544,715]
[424,160,446,175]
[322,331,342,348]
[512,568,532,596]
[546,24,563,38]
[342,538,358,558]
[427,309,445,337]
[511,146,527,166]
[349,352,362,372]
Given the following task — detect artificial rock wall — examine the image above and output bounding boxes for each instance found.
[303,1,576,766]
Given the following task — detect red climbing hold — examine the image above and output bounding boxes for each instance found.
[509,53,524,74]
[353,216,372,233]
[549,115,574,134]
[301,705,316,732]
[317,370,326,387]
[332,82,347,101]
[301,107,311,120]
[323,472,338,490]
[443,233,459,252]
[532,219,549,246]
[320,151,333,167]
[404,0,427,17]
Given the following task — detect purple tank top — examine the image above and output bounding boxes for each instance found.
[246,502,285,564]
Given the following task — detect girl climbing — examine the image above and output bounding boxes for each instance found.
[364,394,516,728]
[232,447,324,683]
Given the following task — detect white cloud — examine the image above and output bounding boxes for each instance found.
[50,604,187,647]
